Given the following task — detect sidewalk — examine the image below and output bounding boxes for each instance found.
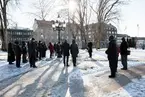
[84,64,145,97]
[0,57,59,82]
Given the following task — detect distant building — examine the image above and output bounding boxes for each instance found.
[33,19,73,44]
[7,29,33,44]
[33,19,118,48]
[132,37,145,48]
[83,23,117,48]
[116,34,130,45]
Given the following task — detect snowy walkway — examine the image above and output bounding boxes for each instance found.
[0,49,145,97]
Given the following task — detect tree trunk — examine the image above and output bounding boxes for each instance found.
[1,3,8,51]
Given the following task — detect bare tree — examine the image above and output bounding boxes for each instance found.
[67,0,92,49]
[0,0,19,50]
[27,0,57,20]
[91,0,128,48]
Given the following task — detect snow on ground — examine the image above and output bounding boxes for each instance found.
[105,76,145,97]
[0,48,145,97]
[0,51,53,82]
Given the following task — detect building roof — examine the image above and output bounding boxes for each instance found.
[132,37,145,40]
[88,22,117,29]
[116,34,130,37]
[35,19,53,28]
[0,29,33,32]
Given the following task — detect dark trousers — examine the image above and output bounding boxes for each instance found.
[29,55,36,67]
[63,55,69,66]
[109,60,117,76]
[16,55,21,67]
[22,54,27,63]
[121,55,127,69]
[89,51,92,58]
[50,52,53,58]
[115,56,119,72]
[72,56,76,66]
[57,51,62,58]
[39,51,42,60]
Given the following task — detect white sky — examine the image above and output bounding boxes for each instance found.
[9,0,145,37]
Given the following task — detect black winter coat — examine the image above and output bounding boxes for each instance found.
[88,42,93,52]
[120,40,128,55]
[15,44,22,57]
[62,42,70,56]
[105,40,118,61]
[7,44,15,62]
[22,45,27,55]
[29,41,36,57]
[70,43,79,57]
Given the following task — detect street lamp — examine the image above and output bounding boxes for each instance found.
[52,14,66,43]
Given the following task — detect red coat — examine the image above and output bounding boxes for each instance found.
[49,44,54,53]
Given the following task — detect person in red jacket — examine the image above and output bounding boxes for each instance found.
[48,42,54,58]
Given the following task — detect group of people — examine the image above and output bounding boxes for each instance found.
[7,38,79,68]
[7,36,129,78]
[7,38,47,68]
[106,36,129,78]
[49,40,79,67]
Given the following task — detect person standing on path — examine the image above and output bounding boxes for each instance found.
[56,42,62,58]
[120,37,129,70]
[87,42,93,58]
[28,38,37,68]
[70,40,79,67]
[14,41,22,68]
[62,40,70,67]
[7,42,15,64]
[22,41,27,63]
[105,36,118,78]
[48,42,54,58]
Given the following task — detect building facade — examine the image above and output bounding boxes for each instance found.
[81,23,117,48]
[33,19,73,45]
[7,29,33,44]
[33,19,117,48]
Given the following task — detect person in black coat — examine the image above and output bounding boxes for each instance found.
[38,41,42,60]
[105,36,118,78]
[42,42,47,58]
[120,37,128,70]
[87,42,93,58]
[22,41,27,63]
[54,43,57,56]
[62,40,70,67]
[14,41,22,68]
[28,38,37,68]
[35,41,39,61]
[70,40,79,67]
[7,42,15,64]
[57,42,62,58]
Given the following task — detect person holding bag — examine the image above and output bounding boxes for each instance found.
[120,37,129,70]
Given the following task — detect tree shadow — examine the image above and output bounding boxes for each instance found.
[0,75,23,96]
[115,68,142,87]
[48,66,69,97]
[8,59,62,97]
[69,67,85,97]
[112,68,144,96]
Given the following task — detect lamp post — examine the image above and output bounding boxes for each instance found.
[52,14,66,43]
[137,24,139,37]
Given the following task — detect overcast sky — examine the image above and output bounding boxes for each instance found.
[9,0,145,37]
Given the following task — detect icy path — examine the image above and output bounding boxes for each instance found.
[0,49,145,97]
